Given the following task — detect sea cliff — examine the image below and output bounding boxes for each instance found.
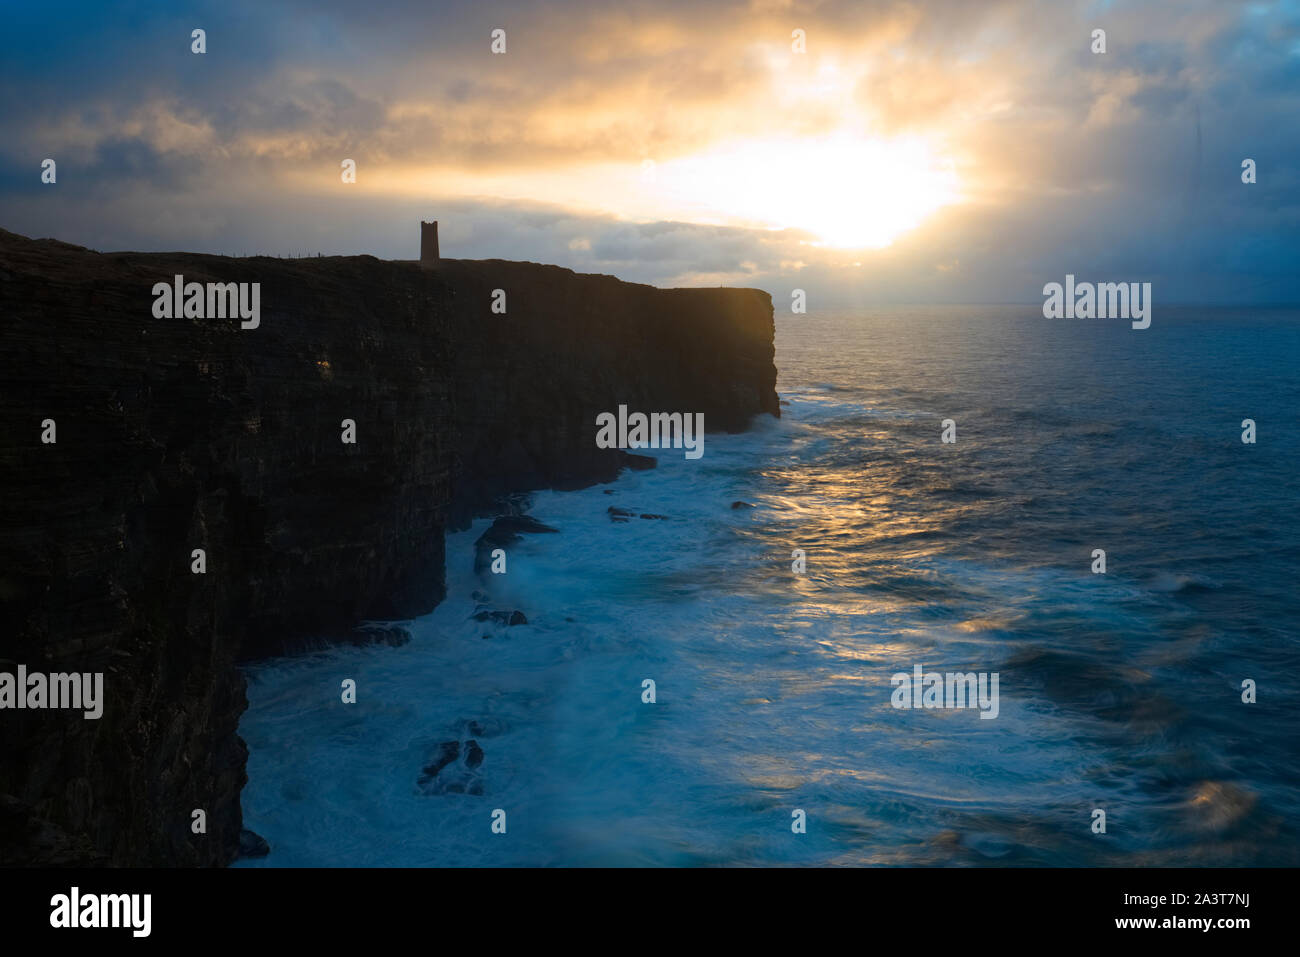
[0,228,777,865]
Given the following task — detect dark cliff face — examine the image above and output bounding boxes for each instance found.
[0,228,777,865]
[439,258,780,522]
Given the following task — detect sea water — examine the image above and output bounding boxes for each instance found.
[237,305,1300,866]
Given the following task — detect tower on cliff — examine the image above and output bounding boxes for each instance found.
[420,220,440,268]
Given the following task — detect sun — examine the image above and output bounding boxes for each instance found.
[651,133,962,249]
[395,132,961,253]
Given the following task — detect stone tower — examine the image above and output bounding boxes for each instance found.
[420,220,439,268]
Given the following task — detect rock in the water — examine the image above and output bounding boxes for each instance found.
[464,740,484,768]
[471,608,528,626]
[421,741,461,779]
[349,622,412,647]
[473,515,559,573]
[463,717,507,738]
[731,500,756,509]
[238,829,271,858]
[492,515,559,536]
[609,506,667,521]
[417,737,486,796]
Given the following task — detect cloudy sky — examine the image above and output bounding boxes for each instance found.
[2,0,1297,303]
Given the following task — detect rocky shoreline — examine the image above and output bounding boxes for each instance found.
[0,228,778,865]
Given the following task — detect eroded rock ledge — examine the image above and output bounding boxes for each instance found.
[0,228,777,865]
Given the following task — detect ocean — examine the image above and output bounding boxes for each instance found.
[236,305,1300,866]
